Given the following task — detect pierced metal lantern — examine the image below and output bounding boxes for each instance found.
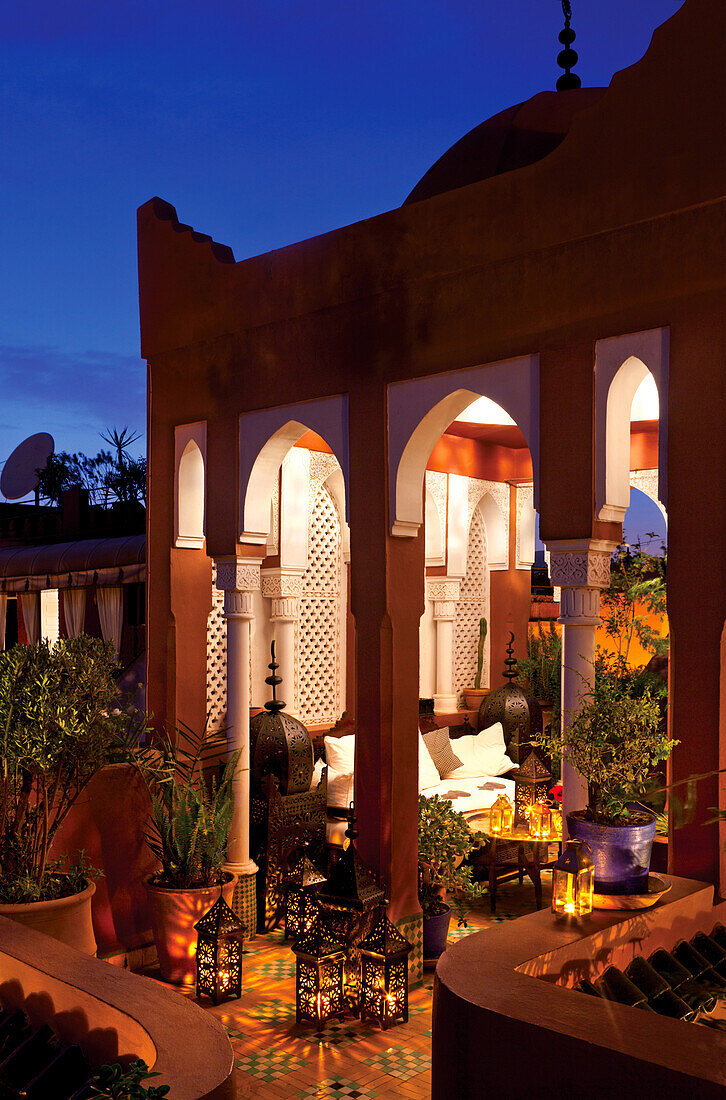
[514,748,552,825]
[477,632,532,763]
[194,893,246,1004]
[552,840,594,920]
[284,849,327,941]
[250,642,313,795]
[292,914,347,1026]
[359,911,412,1029]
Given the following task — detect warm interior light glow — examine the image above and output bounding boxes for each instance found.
[630,373,659,421]
[455,396,516,425]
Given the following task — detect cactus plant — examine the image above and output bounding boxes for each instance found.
[473,617,488,690]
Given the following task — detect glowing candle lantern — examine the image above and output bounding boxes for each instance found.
[528,801,552,840]
[359,911,413,1030]
[551,840,594,920]
[489,794,513,835]
[194,894,246,1005]
[292,913,347,1026]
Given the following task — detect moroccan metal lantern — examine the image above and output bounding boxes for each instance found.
[359,911,412,1029]
[194,893,246,1004]
[552,840,594,921]
[292,913,348,1026]
[514,748,552,825]
[250,642,313,795]
[284,848,327,941]
[489,793,514,836]
[527,801,553,840]
[477,633,533,763]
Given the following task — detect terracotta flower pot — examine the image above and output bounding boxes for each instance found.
[0,881,97,956]
[145,873,236,985]
[464,688,488,710]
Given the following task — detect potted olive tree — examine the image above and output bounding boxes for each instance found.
[0,637,138,953]
[538,658,676,895]
[137,725,241,985]
[418,793,483,958]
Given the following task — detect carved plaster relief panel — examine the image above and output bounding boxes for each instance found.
[516,483,535,569]
[548,547,611,590]
[298,484,342,727]
[454,508,489,700]
[425,470,447,566]
[467,478,509,570]
[206,562,227,734]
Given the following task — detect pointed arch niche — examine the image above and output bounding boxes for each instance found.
[595,328,669,523]
[218,398,350,726]
[408,367,536,710]
[175,422,206,548]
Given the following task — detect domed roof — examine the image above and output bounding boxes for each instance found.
[404,88,605,205]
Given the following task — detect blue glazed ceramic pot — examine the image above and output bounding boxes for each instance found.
[566,808,657,895]
[423,906,451,959]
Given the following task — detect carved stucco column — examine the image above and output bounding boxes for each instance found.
[261,568,303,716]
[547,541,614,826]
[215,556,260,933]
[427,578,461,714]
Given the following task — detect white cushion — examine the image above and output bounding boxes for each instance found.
[328,769,355,808]
[324,733,355,774]
[418,731,441,791]
[442,722,516,779]
[311,757,325,788]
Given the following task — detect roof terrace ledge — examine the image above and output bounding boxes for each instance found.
[433,877,726,1099]
[0,915,234,1100]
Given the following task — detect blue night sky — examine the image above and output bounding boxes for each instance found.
[1,0,682,499]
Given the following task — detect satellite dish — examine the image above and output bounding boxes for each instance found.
[1,433,55,501]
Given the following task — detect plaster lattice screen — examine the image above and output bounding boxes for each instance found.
[206,561,226,734]
[298,483,342,726]
[454,507,489,703]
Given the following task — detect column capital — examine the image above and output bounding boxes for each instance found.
[224,589,255,619]
[269,596,300,621]
[214,556,261,593]
[260,567,304,599]
[558,586,602,627]
[545,539,616,591]
[426,577,461,607]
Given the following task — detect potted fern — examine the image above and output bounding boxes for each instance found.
[137,724,241,985]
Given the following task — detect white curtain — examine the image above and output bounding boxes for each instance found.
[97,586,123,656]
[0,594,6,650]
[20,592,40,645]
[64,588,86,638]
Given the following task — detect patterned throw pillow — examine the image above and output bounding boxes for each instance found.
[422,727,463,780]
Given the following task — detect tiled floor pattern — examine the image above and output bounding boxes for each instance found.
[145,876,551,1099]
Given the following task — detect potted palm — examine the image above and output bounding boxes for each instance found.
[538,657,676,895]
[137,724,241,985]
[0,637,139,953]
[418,793,483,958]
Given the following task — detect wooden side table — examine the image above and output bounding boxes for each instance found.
[469,811,561,914]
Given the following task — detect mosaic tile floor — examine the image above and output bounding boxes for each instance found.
[142,876,551,1099]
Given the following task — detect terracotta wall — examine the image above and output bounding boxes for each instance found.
[52,764,157,956]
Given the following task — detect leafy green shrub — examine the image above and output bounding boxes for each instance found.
[90,1059,169,1098]
[537,655,677,825]
[0,637,143,903]
[517,620,561,707]
[600,540,668,664]
[418,794,483,920]
[137,723,240,889]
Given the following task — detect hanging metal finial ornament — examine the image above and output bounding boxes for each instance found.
[503,631,518,684]
[556,0,581,91]
[264,640,286,714]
